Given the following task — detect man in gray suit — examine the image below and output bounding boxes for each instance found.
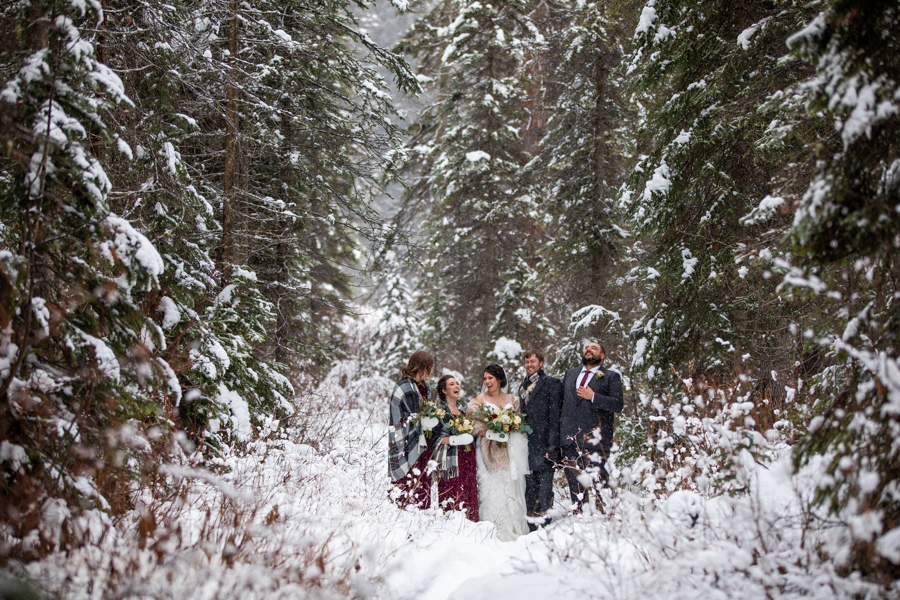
[517,349,562,530]
[559,341,624,509]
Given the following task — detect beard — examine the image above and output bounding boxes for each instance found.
[582,355,603,367]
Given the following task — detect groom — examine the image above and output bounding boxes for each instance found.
[560,341,623,510]
[518,350,562,530]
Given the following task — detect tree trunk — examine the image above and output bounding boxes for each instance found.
[26,3,49,50]
[217,0,240,282]
[274,95,293,363]
[0,2,51,404]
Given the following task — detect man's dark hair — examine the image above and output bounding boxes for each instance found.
[523,349,544,363]
[483,363,507,388]
[583,340,605,355]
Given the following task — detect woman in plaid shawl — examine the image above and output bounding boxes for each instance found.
[432,375,479,521]
[388,351,440,508]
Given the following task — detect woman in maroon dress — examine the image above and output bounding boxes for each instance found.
[433,375,479,521]
[388,351,439,509]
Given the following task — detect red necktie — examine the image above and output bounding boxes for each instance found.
[579,370,591,387]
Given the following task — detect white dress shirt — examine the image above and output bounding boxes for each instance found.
[576,365,602,399]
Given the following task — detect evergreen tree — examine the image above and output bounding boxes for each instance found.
[94,0,418,436]
[399,0,545,370]
[0,0,419,549]
[92,0,296,439]
[783,0,900,578]
[373,262,420,374]
[523,0,639,370]
[531,0,632,313]
[489,247,554,350]
[623,0,822,388]
[0,0,174,535]
[229,0,418,369]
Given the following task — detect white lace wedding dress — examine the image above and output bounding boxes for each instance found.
[475,400,530,541]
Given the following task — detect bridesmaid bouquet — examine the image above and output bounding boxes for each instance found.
[447,415,475,451]
[417,399,446,435]
[477,405,533,444]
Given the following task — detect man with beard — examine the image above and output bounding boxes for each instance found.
[559,341,624,510]
[518,350,562,530]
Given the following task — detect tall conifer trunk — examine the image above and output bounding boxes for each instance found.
[218,0,240,282]
[0,3,50,404]
[275,95,293,363]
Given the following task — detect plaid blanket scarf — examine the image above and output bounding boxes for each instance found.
[430,401,460,480]
[388,377,428,482]
[518,371,541,404]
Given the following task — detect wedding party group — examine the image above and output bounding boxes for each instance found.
[387,342,624,541]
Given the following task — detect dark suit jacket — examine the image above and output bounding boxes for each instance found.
[519,370,562,472]
[559,366,624,454]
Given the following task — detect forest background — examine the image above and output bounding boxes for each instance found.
[0,0,898,597]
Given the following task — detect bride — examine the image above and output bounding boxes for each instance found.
[470,364,530,541]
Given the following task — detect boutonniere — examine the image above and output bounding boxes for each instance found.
[592,371,604,381]
[526,382,536,394]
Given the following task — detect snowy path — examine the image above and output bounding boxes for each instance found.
[384,526,587,600]
[380,513,637,600]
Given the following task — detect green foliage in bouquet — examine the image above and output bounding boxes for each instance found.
[476,405,533,437]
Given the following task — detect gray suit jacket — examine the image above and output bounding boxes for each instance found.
[519,371,562,472]
[559,366,623,452]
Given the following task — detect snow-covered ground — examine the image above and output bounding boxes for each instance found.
[14,364,893,599]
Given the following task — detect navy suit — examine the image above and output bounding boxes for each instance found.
[559,365,623,506]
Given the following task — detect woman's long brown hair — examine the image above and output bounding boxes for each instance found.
[400,350,435,380]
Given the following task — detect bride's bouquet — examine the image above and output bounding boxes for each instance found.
[446,415,475,451]
[476,405,533,444]
[417,399,446,435]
